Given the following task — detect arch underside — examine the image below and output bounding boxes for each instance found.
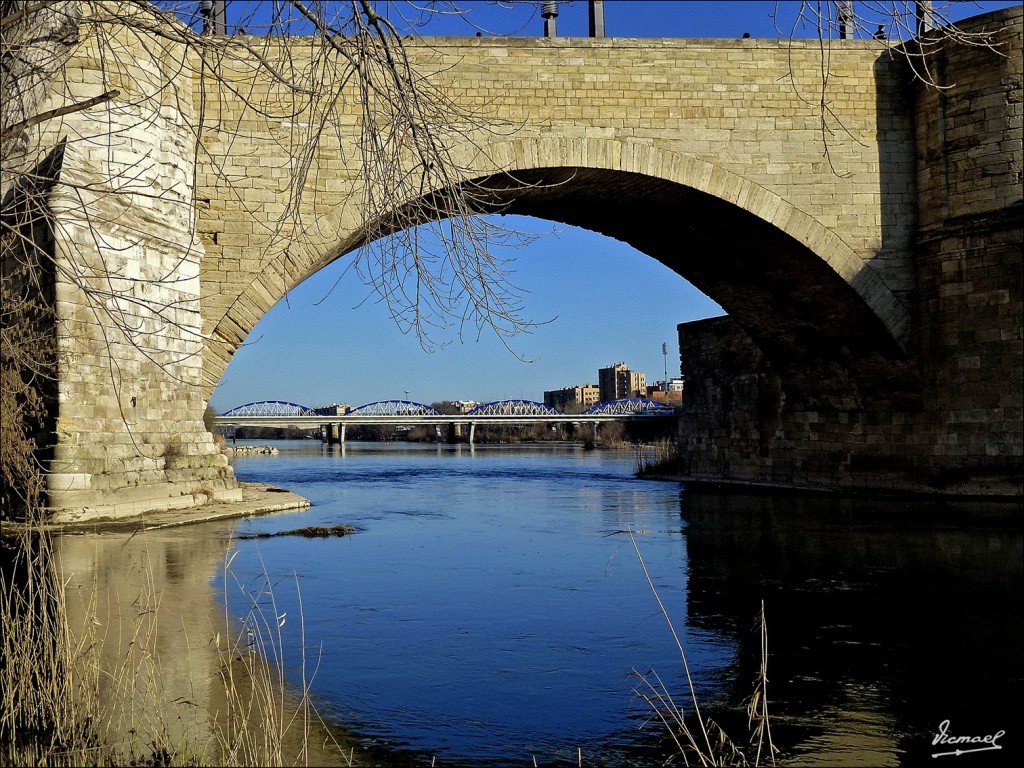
[208,154,920,406]
[455,166,920,405]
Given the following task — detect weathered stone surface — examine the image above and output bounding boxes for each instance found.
[25,6,1022,514]
[674,8,1023,496]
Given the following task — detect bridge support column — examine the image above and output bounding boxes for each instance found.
[324,423,342,445]
[469,422,476,445]
[34,73,240,522]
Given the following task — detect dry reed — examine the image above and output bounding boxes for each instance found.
[626,530,778,767]
[0,517,353,767]
[634,439,684,477]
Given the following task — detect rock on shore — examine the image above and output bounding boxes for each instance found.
[224,444,279,457]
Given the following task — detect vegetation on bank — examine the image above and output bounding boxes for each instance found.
[634,439,686,477]
[0,512,360,767]
[624,530,778,766]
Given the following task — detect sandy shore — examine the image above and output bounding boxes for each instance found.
[4,482,310,536]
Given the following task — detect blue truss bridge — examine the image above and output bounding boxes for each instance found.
[214,398,676,444]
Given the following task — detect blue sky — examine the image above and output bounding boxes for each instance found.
[209,1,1019,412]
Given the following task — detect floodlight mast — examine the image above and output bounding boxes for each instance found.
[542,1,558,37]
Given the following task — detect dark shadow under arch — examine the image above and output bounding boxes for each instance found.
[207,155,921,407]
[435,166,921,404]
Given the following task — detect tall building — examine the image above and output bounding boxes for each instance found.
[598,363,646,402]
[544,384,600,413]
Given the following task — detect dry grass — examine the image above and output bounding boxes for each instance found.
[0,525,103,766]
[0,516,354,767]
[634,439,684,477]
[626,530,778,767]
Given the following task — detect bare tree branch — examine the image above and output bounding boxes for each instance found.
[0,88,118,141]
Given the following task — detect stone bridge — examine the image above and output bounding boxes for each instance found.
[25,5,1022,519]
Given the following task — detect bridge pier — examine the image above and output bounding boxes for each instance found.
[321,423,344,445]
[673,11,1022,497]
[469,422,477,445]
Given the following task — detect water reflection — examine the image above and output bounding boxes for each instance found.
[50,444,1023,767]
[56,524,354,765]
[57,527,234,756]
[224,444,704,766]
[679,492,1023,766]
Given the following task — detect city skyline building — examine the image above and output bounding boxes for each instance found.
[598,363,647,403]
[647,377,684,407]
[543,384,601,413]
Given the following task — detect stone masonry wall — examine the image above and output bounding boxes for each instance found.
[675,7,1022,497]
[196,32,918,394]
[38,18,239,521]
[678,306,1020,496]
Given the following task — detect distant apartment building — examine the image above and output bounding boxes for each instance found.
[647,377,684,407]
[598,363,646,402]
[452,400,481,414]
[544,384,600,413]
[312,403,352,416]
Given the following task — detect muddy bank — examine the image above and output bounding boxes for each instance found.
[238,522,358,539]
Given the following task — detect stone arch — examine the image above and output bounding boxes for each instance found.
[204,136,917,401]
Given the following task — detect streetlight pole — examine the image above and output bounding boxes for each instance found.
[589,0,605,38]
[200,0,226,35]
[541,1,558,37]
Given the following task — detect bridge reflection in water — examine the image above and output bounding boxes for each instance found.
[214,398,676,444]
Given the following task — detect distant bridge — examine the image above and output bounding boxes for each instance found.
[214,398,676,444]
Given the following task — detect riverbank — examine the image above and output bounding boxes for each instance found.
[2,482,310,536]
[224,444,280,456]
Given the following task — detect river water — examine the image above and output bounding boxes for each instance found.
[58,441,1021,766]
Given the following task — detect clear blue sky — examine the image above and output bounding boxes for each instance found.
[209,0,1019,412]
